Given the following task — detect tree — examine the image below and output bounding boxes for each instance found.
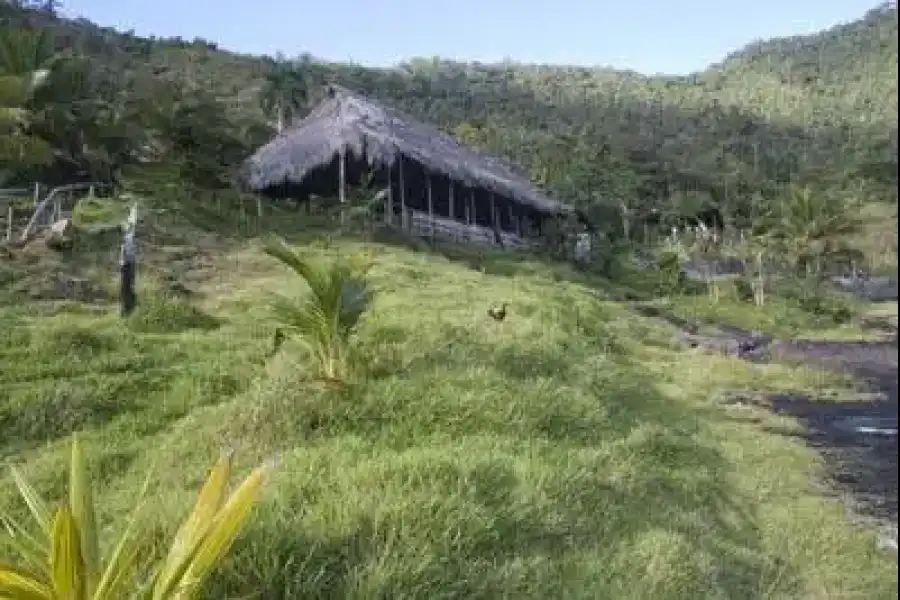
[763,184,862,276]
[0,25,56,181]
[259,59,310,133]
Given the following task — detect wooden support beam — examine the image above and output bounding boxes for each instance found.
[338,146,346,224]
[399,158,407,230]
[489,193,502,247]
[426,174,434,242]
[447,181,455,240]
[386,162,393,226]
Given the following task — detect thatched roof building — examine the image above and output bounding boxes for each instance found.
[238,86,576,236]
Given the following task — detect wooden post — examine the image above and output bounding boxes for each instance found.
[399,158,407,230]
[5,205,12,242]
[489,193,502,247]
[33,182,39,206]
[426,174,434,242]
[386,162,393,226]
[448,181,455,240]
[120,204,138,317]
[338,146,346,224]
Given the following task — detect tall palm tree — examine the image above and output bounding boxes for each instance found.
[259,59,310,133]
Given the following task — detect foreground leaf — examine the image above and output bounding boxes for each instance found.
[69,435,100,596]
[49,508,82,600]
[152,452,233,596]
[0,564,52,600]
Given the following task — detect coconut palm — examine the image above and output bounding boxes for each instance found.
[262,236,374,382]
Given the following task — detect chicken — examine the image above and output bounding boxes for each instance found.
[487,303,508,322]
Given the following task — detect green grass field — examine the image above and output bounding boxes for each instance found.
[1,211,897,599]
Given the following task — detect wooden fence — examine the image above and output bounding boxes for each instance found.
[0,182,115,243]
[403,209,532,250]
[0,184,41,242]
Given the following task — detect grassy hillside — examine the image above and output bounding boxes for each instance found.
[1,204,897,598]
[1,4,898,597]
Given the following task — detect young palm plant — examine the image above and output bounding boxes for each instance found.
[1,434,269,599]
[262,236,374,382]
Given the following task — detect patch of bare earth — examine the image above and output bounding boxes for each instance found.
[631,302,899,552]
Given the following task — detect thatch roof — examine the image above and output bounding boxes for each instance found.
[238,86,572,215]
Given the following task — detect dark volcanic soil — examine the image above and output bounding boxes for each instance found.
[630,302,899,551]
[766,337,898,550]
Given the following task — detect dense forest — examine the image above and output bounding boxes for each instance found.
[1,1,897,261]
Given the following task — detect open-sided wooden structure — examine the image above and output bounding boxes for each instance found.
[237,86,578,246]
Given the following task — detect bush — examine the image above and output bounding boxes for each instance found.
[733,277,756,302]
[655,250,686,295]
[778,280,855,324]
[72,196,129,229]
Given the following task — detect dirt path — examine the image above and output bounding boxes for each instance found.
[629,302,899,552]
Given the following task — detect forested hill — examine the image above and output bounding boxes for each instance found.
[706,2,897,122]
[1,1,897,236]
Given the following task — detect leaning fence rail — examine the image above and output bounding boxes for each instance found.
[19,182,112,242]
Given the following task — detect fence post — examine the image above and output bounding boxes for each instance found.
[33,182,40,206]
[120,204,138,317]
[5,205,12,242]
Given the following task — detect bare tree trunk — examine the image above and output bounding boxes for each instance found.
[120,204,138,317]
[276,104,285,133]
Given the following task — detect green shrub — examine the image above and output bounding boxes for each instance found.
[655,250,686,295]
[778,280,855,324]
[733,277,756,302]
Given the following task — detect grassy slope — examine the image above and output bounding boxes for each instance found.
[1,212,896,599]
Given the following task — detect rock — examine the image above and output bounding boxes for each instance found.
[877,526,898,553]
[45,218,76,250]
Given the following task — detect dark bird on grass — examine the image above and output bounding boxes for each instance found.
[488,303,508,322]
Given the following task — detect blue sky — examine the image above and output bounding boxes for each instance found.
[62,0,883,75]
